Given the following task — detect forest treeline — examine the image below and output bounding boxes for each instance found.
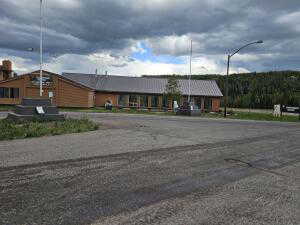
[144,71,300,109]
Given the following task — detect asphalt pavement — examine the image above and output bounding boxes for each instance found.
[0,112,299,225]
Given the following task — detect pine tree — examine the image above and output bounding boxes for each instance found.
[164,75,182,103]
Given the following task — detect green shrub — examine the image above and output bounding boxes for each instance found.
[0,118,99,141]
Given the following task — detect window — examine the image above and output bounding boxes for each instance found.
[194,97,202,109]
[0,87,20,98]
[0,88,4,98]
[140,95,148,108]
[129,95,138,107]
[204,98,212,110]
[162,96,168,108]
[151,95,159,108]
[4,88,9,98]
[0,87,10,98]
[118,95,128,106]
[10,88,19,98]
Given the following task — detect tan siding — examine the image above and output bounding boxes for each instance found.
[26,87,55,100]
[212,98,220,112]
[0,72,94,107]
[57,78,94,107]
[0,78,24,105]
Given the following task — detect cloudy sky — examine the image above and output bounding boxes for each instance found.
[0,0,299,76]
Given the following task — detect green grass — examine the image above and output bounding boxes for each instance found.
[231,111,299,122]
[201,111,299,122]
[0,118,99,141]
[0,105,14,111]
[60,107,175,116]
[60,107,299,122]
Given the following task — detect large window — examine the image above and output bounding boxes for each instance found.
[194,97,202,109]
[162,96,168,108]
[129,95,138,107]
[151,95,159,108]
[204,98,212,110]
[0,88,5,98]
[118,95,128,106]
[139,95,148,108]
[0,87,18,98]
[10,88,19,98]
[3,88,9,98]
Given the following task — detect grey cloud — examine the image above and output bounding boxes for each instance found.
[0,0,249,53]
[0,0,300,72]
[111,63,128,68]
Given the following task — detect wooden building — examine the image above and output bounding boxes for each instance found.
[0,67,223,111]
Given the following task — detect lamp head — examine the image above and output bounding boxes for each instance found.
[256,40,263,44]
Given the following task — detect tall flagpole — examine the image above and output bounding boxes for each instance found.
[188,39,192,102]
[39,0,43,97]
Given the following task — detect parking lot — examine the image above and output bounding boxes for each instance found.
[0,112,299,225]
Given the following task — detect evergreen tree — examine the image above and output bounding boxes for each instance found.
[164,75,182,103]
[146,71,300,109]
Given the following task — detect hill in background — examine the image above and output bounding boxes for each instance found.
[143,71,300,109]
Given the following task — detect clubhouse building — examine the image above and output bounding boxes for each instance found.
[0,61,223,111]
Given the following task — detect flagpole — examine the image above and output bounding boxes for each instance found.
[188,40,192,102]
[39,0,43,97]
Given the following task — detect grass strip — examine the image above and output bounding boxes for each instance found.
[0,118,99,141]
[61,107,299,122]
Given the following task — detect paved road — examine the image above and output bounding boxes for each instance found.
[0,112,299,225]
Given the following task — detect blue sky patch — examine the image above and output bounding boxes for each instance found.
[132,42,184,64]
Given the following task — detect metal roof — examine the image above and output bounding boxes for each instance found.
[61,73,223,97]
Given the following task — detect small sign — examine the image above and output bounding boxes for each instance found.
[36,106,45,114]
[49,92,53,98]
[30,75,53,86]
[273,104,281,117]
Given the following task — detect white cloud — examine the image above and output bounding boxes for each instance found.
[0,56,35,73]
[146,35,193,56]
[131,42,147,54]
[231,54,260,62]
[276,11,300,32]
[16,51,246,76]
[50,0,81,8]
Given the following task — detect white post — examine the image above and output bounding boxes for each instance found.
[39,0,43,97]
[188,40,192,102]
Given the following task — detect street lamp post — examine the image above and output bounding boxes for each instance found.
[223,40,263,117]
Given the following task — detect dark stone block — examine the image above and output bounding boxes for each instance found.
[15,105,59,115]
[7,112,65,122]
[21,98,52,106]
[7,98,65,122]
